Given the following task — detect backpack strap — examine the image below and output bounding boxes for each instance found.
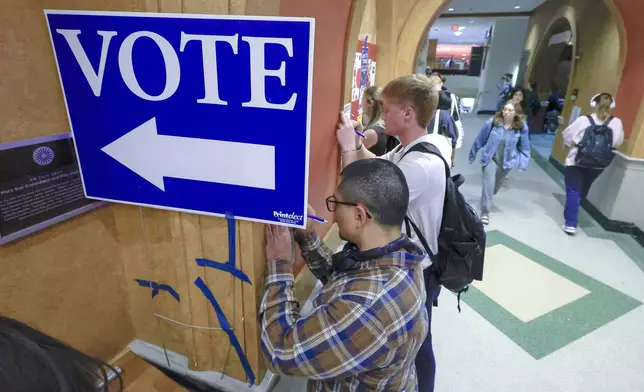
[431,110,441,135]
[450,94,460,121]
[401,142,450,180]
[404,215,434,259]
[400,142,450,259]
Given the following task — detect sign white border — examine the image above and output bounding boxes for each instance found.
[44,10,315,228]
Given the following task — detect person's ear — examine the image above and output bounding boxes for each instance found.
[404,107,414,122]
[354,205,370,227]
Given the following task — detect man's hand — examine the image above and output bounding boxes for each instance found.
[296,204,318,234]
[265,225,293,262]
[336,112,360,151]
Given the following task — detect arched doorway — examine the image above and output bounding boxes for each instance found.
[395,0,452,77]
[341,0,450,99]
[526,14,576,161]
[340,0,450,124]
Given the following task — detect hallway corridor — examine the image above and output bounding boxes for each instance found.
[433,114,644,391]
[6,1,644,390]
[275,114,644,392]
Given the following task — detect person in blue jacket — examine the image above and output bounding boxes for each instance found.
[469,101,531,225]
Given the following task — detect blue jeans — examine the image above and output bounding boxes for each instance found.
[564,166,602,227]
[415,270,441,392]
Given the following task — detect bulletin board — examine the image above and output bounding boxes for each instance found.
[350,36,378,123]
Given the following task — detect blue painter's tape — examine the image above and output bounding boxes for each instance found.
[195,259,251,285]
[195,212,252,285]
[135,279,180,302]
[194,277,255,386]
[226,213,236,267]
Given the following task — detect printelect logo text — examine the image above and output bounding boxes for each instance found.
[273,211,303,222]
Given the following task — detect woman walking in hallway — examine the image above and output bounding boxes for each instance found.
[469,102,531,225]
[561,93,624,235]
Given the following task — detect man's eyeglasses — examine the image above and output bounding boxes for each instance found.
[325,196,373,218]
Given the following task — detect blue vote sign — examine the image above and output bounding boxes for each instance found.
[45,10,314,228]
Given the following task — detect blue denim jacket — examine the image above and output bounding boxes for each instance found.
[469,118,531,170]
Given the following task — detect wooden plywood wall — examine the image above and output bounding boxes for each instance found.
[0,0,150,360]
[1,0,276,385]
[111,0,276,384]
[1,0,354,385]
[115,206,267,383]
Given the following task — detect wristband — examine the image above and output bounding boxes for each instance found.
[341,143,363,154]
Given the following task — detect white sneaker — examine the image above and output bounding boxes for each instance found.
[481,215,490,225]
[562,225,576,235]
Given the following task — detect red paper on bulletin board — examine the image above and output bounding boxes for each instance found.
[351,36,378,123]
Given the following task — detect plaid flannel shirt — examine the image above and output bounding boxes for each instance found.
[259,231,428,391]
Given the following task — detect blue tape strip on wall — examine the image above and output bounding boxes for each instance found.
[135,279,180,302]
[194,277,256,385]
[225,211,235,267]
[196,212,251,284]
[195,259,251,284]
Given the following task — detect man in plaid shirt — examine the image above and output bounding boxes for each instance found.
[261,159,428,391]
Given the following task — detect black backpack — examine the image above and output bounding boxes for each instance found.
[401,142,486,306]
[575,116,615,169]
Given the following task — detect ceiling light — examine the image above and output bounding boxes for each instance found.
[469,20,474,24]
[448,8,454,11]
[454,31,463,36]
[458,26,466,31]
[462,54,468,56]
[514,5,520,9]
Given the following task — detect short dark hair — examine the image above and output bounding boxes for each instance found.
[594,92,613,103]
[437,90,453,110]
[0,316,122,392]
[338,159,409,227]
[510,86,526,100]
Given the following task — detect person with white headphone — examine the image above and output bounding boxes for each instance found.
[561,92,624,235]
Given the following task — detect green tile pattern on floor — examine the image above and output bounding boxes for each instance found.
[464,230,642,359]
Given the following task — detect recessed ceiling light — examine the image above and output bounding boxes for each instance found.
[454,31,463,36]
[458,26,466,31]
[514,5,520,9]
[448,8,454,11]
[469,20,475,23]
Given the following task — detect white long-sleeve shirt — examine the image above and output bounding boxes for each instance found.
[562,113,624,167]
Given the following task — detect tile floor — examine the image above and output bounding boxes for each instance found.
[272,114,644,391]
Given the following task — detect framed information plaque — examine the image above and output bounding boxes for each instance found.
[0,133,103,245]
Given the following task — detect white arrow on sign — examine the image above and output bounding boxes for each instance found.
[101,118,275,191]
